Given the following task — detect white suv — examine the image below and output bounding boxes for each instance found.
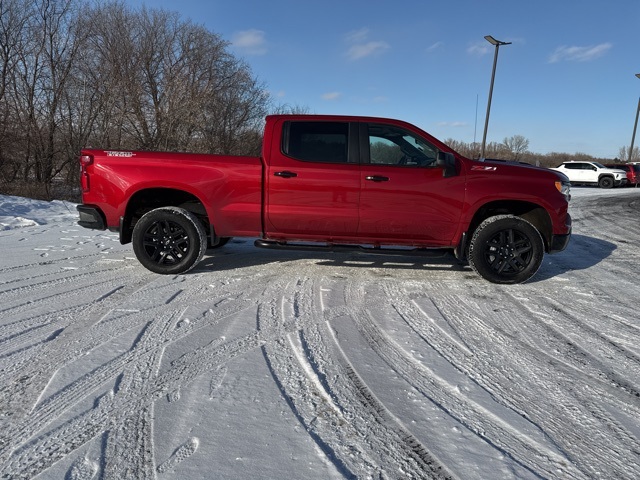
[551,161,627,188]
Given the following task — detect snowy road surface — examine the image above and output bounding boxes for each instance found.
[0,188,639,479]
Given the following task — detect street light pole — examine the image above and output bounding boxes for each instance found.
[628,73,640,163]
[480,35,511,159]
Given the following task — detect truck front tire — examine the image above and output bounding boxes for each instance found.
[132,207,207,274]
[468,215,544,284]
[598,176,614,188]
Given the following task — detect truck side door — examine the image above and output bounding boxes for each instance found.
[264,119,361,238]
[358,122,466,244]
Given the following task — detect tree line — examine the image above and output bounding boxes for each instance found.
[1,0,637,201]
[0,0,271,200]
[444,136,639,168]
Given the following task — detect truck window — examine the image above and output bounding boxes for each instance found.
[283,121,349,163]
[367,123,438,167]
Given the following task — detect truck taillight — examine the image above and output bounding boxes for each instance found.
[80,154,93,192]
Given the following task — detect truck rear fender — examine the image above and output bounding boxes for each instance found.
[120,188,215,245]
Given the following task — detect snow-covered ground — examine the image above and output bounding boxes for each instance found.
[1,188,639,479]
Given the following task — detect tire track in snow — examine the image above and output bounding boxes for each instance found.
[0,263,131,299]
[1,326,264,478]
[350,279,587,479]
[102,307,179,478]
[0,274,155,385]
[402,284,640,479]
[0,276,299,478]
[259,276,453,479]
[0,274,127,318]
[0,305,86,356]
[0,278,150,361]
[0,282,259,468]
[499,290,640,396]
[0,249,123,282]
[0,271,255,386]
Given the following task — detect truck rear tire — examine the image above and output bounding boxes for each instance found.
[468,215,544,284]
[132,207,207,274]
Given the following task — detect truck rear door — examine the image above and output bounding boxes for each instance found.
[264,119,361,238]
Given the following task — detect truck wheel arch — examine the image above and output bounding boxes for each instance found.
[598,175,614,188]
[121,188,214,245]
[465,201,552,255]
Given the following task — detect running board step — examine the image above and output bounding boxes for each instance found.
[254,239,451,258]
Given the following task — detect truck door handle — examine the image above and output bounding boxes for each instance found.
[365,175,390,182]
[274,171,297,178]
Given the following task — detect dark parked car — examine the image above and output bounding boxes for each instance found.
[604,163,640,186]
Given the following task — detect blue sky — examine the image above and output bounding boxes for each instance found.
[128,0,640,158]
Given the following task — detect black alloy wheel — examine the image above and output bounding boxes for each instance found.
[468,215,544,284]
[132,207,207,274]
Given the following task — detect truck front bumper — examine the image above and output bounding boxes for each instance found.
[549,213,572,253]
[77,205,106,230]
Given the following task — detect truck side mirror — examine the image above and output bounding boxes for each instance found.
[437,151,457,178]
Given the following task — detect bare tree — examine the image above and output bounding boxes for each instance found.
[502,135,529,161]
[271,103,311,115]
[0,0,82,198]
[0,0,273,198]
[78,3,269,154]
[35,0,82,188]
[200,63,269,155]
[0,0,33,182]
[618,145,640,162]
[443,138,469,156]
[440,137,612,168]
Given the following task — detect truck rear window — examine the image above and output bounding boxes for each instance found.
[283,121,349,163]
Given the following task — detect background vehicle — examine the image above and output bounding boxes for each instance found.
[551,161,627,188]
[604,163,640,186]
[77,115,572,284]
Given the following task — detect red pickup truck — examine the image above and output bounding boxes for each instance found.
[77,114,571,284]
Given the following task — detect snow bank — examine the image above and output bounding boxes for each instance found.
[0,195,77,230]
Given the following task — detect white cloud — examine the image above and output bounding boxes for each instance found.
[322,92,341,101]
[231,29,267,55]
[467,42,492,56]
[437,121,467,127]
[346,28,370,44]
[345,28,389,60]
[347,41,390,60]
[548,43,612,63]
[427,41,444,52]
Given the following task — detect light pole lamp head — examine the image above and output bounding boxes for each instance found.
[484,35,512,46]
[636,73,640,79]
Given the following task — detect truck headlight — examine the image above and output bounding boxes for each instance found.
[555,180,571,201]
